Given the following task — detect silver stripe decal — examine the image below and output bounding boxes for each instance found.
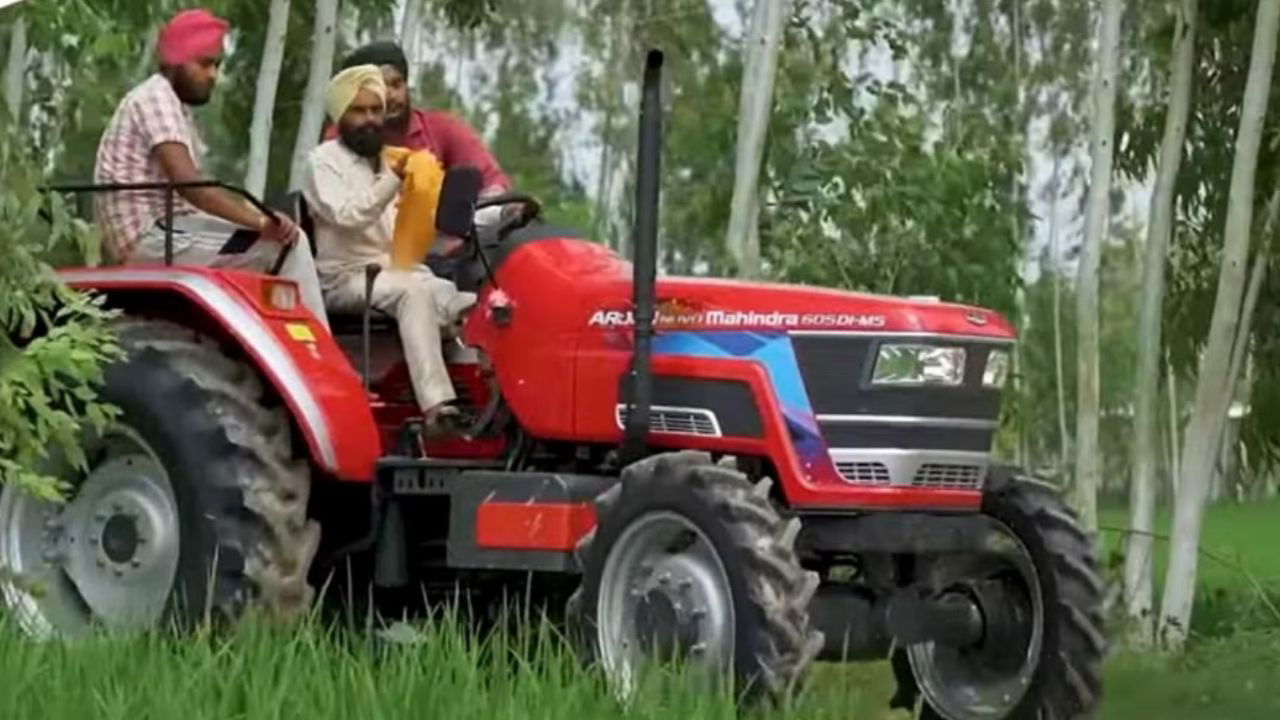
[789,330,1015,343]
[60,269,337,471]
[816,414,998,430]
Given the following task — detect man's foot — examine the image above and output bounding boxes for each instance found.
[421,404,467,439]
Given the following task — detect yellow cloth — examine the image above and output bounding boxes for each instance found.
[325,64,385,123]
[382,145,445,269]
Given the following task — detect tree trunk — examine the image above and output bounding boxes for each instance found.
[724,0,789,278]
[1123,0,1197,644]
[1166,353,1181,502]
[1011,0,1029,470]
[246,0,292,198]
[1072,0,1124,533]
[400,0,423,86]
[288,0,341,193]
[592,14,625,248]
[1048,156,1070,476]
[1209,248,1267,502]
[1158,0,1280,650]
[4,15,26,121]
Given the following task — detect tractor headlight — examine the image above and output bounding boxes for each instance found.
[872,344,966,386]
[983,349,1010,389]
[262,280,299,312]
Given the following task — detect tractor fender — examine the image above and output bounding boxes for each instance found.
[59,267,381,482]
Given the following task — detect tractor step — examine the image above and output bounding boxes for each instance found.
[374,458,615,574]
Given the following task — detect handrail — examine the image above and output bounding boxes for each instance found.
[41,180,283,269]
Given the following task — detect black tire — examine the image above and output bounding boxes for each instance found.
[566,451,822,702]
[107,319,319,626]
[895,478,1106,720]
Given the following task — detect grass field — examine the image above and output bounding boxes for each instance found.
[1099,497,1280,638]
[0,500,1276,719]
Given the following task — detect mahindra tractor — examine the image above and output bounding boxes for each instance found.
[2,52,1104,719]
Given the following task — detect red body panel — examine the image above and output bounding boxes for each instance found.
[61,234,1011,513]
[475,501,598,552]
[59,266,382,481]
[461,237,1012,511]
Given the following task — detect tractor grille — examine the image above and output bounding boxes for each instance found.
[835,461,891,485]
[789,333,1005,419]
[616,405,721,437]
[912,463,984,489]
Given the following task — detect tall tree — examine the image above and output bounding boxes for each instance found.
[4,15,26,120]
[1123,0,1197,643]
[724,0,789,278]
[245,0,291,197]
[400,0,423,84]
[1072,0,1123,532]
[288,0,340,192]
[1159,0,1280,649]
[1047,155,1070,471]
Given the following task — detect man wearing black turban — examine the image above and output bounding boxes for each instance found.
[326,40,510,204]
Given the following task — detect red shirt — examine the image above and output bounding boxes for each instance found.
[324,108,510,193]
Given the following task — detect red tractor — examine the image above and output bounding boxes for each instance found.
[3,52,1103,719]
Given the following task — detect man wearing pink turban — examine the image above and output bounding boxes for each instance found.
[93,8,329,329]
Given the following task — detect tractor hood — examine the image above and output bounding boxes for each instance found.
[582,274,1016,340]
[484,234,1015,341]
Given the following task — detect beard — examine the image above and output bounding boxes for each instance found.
[340,123,384,158]
[384,105,410,132]
[168,69,212,106]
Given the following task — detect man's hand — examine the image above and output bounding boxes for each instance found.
[259,213,301,247]
[389,150,411,179]
[436,236,465,258]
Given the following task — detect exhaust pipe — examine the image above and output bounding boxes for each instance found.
[622,50,664,464]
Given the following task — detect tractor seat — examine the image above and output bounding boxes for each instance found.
[328,308,397,336]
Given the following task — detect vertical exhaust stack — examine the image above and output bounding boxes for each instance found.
[621,50,664,464]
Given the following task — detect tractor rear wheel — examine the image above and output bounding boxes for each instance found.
[895,478,1105,720]
[0,319,319,635]
[567,451,822,703]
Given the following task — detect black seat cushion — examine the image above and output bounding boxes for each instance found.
[329,307,397,336]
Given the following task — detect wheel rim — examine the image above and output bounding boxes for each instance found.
[907,519,1044,720]
[596,510,735,697]
[0,424,181,637]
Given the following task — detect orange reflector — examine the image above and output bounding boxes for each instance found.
[475,502,597,552]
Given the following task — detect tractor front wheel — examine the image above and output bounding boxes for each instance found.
[567,452,822,703]
[895,478,1106,720]
[0,319,319,635]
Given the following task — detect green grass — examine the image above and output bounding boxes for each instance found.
[0,499,1276,718]
[1100,498,1280,589]
[1,616,1278,719]
[1099,498,1280,638]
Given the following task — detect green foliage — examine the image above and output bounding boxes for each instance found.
[0,130,122,500]
[763,3,1025,318]
[17,0,166,183]
[417,1,594,231]
[1115,0,1280,473]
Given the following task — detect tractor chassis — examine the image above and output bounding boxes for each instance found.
[332,456,1031,667]
[797,512,1026,662]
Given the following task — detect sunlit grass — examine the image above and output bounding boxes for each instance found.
[0,500,1276,718]
[2,613,1277,719]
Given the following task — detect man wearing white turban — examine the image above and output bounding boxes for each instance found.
[301,64,474,436]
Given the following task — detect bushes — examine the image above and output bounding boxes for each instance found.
[0,129,121,501]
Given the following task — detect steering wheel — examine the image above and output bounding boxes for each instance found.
[473,192,542,246]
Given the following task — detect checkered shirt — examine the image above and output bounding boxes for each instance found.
[93,73,206,262]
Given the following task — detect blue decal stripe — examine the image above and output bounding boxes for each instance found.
[652,332,828,464]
